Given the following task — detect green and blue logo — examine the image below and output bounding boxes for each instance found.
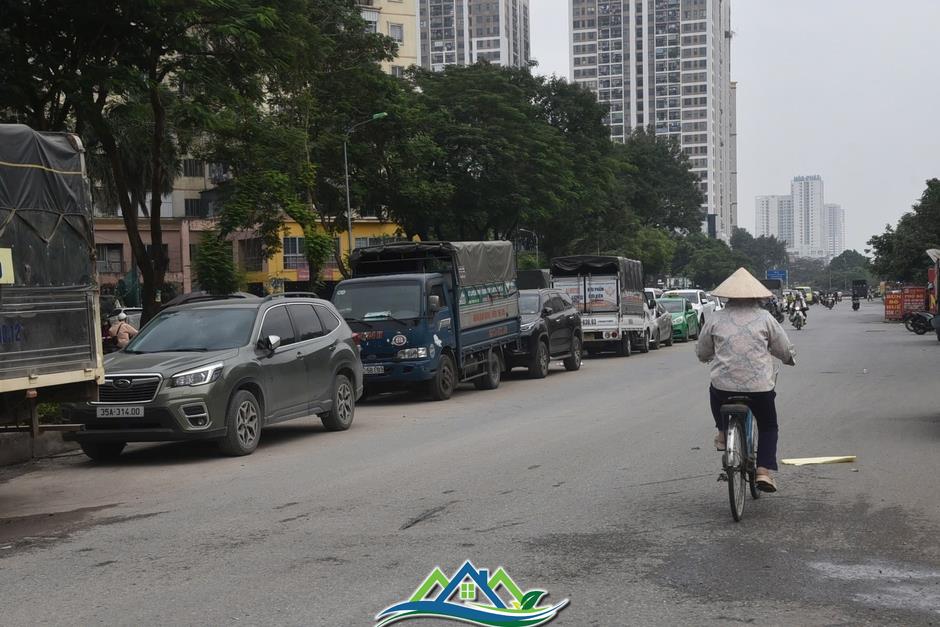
[375,560,568,627]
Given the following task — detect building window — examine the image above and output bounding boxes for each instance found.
[95,244,124,274]
[389,23,404,42]
[283,236,306,269]
[391,65,405,78]
[184,198,205,218]
[240,238,263,271]
[182,159,204,178]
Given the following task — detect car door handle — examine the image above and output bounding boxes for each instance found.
[295,351,304,360]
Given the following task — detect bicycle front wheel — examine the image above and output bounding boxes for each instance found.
[725,418,746,522]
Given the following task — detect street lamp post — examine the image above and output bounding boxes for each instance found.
[518,228,539,267]
[343,112,388,256]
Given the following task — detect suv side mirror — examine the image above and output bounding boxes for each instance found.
[258,335,281,353]
[542,306,553,316]
[428,295,441,313]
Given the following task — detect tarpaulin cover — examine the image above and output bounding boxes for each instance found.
[0,124,95,287]
[350,241,516,287]
[517,269,551,290]
[550,255,643,291]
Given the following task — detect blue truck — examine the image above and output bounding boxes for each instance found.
[333,241,521,401]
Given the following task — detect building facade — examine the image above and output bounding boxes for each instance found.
[360,0,419,77]
[418,0,531,71]
[569,0,736,241]
[755,175,843,260]
[825,203,845,259]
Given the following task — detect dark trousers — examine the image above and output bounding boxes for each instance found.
[709,386,779,471]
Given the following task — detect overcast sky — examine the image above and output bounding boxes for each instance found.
[530,0,940,253]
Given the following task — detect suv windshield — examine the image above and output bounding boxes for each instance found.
[126,308,256,353]
[660,300,684,313]
[520,292,541,315]
[334,282,422,320]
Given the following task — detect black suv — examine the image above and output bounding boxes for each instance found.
[507,289,583,378]
[66,293,363,460]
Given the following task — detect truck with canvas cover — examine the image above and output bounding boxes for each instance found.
[0,124,103,433]
[334,241,521,401]
[550,255,650,355]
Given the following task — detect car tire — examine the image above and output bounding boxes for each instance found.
[650,330,660,350]
[427,352,457,401]
[321,374,355,431]
[664,331,674,347]
[80,441,126,462]
[528,338,550,379]
[474,349,502,390]
[218,389,262,456]
[563,335,582,371]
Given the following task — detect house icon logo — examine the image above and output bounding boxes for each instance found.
[375,560,568,627]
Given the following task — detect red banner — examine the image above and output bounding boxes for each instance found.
[884,293,903,320]
[901,286,926,313]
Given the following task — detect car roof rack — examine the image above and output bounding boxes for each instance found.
[262,292,321,302]
[161,291,258,309]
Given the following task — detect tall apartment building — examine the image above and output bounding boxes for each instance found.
[569,0,736,241]
[755,175,844,259]
[360,0,419,77]
[825,203,845,259]
[418,0,531,71]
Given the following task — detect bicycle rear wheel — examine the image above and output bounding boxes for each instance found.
[748,415,761,500]
[725,418,746,521]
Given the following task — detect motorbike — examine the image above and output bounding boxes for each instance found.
[823,296,834,310]
[789,308,805,330]
[903,311,934,335]
[852,298,860,311]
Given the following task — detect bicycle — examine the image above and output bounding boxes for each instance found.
[720,396,761,521]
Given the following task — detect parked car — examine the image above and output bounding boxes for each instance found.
[66,294,362,461]
[506,289,582,378]
[661,289,715,327]
[644,290,674,349]
[659,297,700,342]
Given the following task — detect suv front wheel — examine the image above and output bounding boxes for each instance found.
[321,374,355,431]
[219,390,261,456]
[81,441,126,462]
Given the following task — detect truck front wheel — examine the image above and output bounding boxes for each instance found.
[474,350,502,390]
[427,353,456,401]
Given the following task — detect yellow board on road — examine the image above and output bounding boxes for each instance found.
[781,456,857,466]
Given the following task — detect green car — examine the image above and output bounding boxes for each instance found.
[659,297,700,342]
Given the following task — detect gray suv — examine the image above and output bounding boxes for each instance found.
[66,294,363,461]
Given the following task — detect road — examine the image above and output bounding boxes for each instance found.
[2,300,940,626]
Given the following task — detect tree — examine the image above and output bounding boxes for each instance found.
[672,232,747,289]
[730,227,788,277]
[868,179,940,281]
[0,1,323,321]
[193,231,239,295]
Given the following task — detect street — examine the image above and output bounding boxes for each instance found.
[2,300,939,626]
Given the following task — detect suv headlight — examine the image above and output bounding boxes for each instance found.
[397,347,429,360]
[171,362,224,387]
[520,320,537,332]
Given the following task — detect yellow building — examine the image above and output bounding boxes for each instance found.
[235,217,408,294]
[358,0,418,77]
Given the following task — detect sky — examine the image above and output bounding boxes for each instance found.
[529,0,940,253]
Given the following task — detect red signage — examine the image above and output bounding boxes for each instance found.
[884,293,903,320]
[296,264,310,281]
[901,286,926,313]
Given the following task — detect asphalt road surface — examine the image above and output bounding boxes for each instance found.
[2,300,940,626]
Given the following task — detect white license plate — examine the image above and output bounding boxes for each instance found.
[96,406,144,418]
[362,366,385,375]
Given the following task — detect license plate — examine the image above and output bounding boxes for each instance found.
[362,366,384,375]
[96,406,144,418]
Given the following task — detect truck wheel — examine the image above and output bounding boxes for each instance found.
[528,338,550,379]
[80,441,126,462]
[615,335,632,357]
[320,374,355,431]
[474,350,502,390]
[563,335,582,371]
[218,390,261,456]
[427,353,456,401]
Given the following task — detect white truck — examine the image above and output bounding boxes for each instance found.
[550,255,655,356]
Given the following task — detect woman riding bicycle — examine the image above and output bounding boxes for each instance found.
[696,268,796,492]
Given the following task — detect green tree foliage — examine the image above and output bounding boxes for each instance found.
[788,250,874,291]
[730,227,788,277]
[868,179,940,281]
[194,232,239,295]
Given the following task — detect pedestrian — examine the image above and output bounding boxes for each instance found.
[109,312,139,349]
[695,268,796,492]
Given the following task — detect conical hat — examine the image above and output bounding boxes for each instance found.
[710,267,773,299]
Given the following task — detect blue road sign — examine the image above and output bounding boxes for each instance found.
[766,269,787,282]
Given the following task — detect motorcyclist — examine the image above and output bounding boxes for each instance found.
[696,268,796,492]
